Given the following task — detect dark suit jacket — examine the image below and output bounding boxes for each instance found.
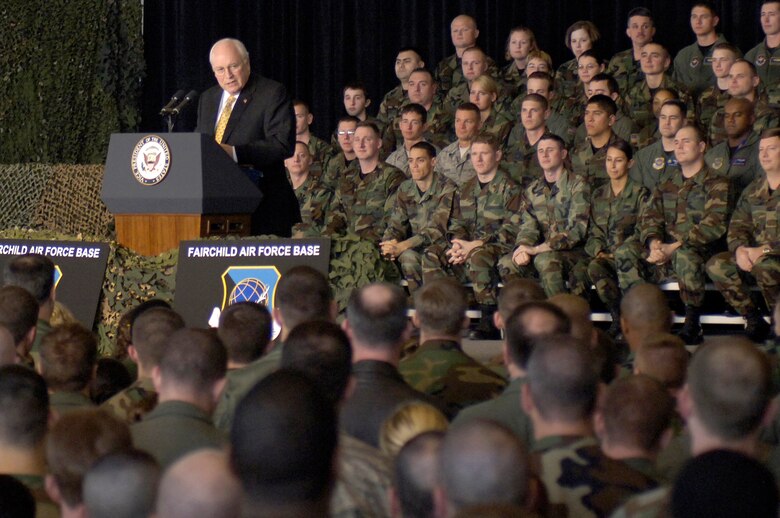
[196,74,300,236]
[340,359,437,448]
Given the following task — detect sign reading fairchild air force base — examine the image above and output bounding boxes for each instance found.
[0,240,110,328]
[173,239,331,338]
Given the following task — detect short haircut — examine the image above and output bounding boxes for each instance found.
[83,449,160,518]
[0,365,49,448]
[281,320,352,406]
[761,127,780,140]
[130,306,185,368]
[91,358,133,404]
[527,51,553,71]
[209,38,249,64]
[3,254,54,304]
[462,46,487,60]
[470,74,499,96]
[343,81,368,96]
[497,279,546,320]
[355,120,381,138]
[115,299,171,361]
[732,58,758,76]
[46,409,133,507]
[379,402,448,458]
[504,26,537,60]
[660,98,687,117]
[547,294,593,344]
[455,102,481,119]
[439,420,529,511]
[565,20,600,50]
[411,141,437,158]
[600,375,674,452]
[158,328,226,395]
[635,333,689,390]
[337,115,361,127]
[688,338,772,440]
[409,67,435,83]
[397,46,425,62]
[400,103,428,123]
[231,370,337,506]
[712,42,740,56]
[346,283,407,349]
[0,286,37,345]
[627,7,653,22]
[608,138,634,161]
[692,1,718,17]
[586,94,618,117]
[527,71,554,91]
[678,124,706,144]
[522,93,549,111]
[40,323,98,392]
[292,99,310,112]
[275,266,332,330]
[526,336,598,422]
[620,284,672,334]
[589,73,619,94]
[642,42,669,60]
[538,132,566,150]
[394,431,444,518]
[294,140,312,155]
[413,278,467,336]
[471,132,501,152]
[218,302,272,365]
[504,302,571,368]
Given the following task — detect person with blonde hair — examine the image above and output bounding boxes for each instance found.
[379,401,448,458]
[470,74,512,144]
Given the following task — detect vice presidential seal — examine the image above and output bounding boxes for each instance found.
[131,135,171,185]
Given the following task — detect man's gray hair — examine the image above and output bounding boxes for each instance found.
[209,38,249,64]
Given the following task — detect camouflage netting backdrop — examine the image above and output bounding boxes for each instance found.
[0,164,390,354]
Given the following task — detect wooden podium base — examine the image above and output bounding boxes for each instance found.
[115,213,252,256]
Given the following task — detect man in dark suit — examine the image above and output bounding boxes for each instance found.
[196,38,300,237]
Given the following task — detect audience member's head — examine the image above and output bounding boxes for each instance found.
[436,420,529,516]
[129,306,185,374]
[379,402,449,458]
[40,323,98,393]
[495,279,546,328]
[218,302,272,367]
[275,266,334,338]
[3,254,55,309]
[596,375,674,458]
[156,449,242,518]
[412,278,467,338]
[0,365,49,451]
[0,286,38,360]
[346,283,408,354]
[548,294,596,345]
[392,431,444,518]
[620,284,672,349]
[45,410,133,511]
[504,301,571,371]
[231,370,337,514]
[83,449,160,518]
[281,320,352,406]
[90,358,132,404]
[634,333,689,392]
[114,299,172,362]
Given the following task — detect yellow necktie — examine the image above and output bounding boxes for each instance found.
[214,95,236,143]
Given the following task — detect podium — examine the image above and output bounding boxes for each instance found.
[102,133,262,256]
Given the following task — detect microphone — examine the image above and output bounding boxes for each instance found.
[171,90,199,115]
[159,89,187,115]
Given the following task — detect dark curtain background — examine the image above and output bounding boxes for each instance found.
[141,0,763,138]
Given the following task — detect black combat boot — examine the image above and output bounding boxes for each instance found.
[677,306,703,345]
[469,304,501,340]
[745,310,770,343]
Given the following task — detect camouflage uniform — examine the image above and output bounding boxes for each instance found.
[383,101,454,156]
[574,111,640,149]
[290,172,333,237]
[498,169,591,297]
[672,34,729,96]
[376,84,408,133]
[398,339,507,417]
[554,58,580,106]
[382,172,457,292]
[505,109,575,150]
[325,161,406,242]
[745,40,780,108]
[625,75,688,133]
[704,130,762,208]
[617,165,729,307]
[579,179,651,310]
[423,169,522,305]
[332,433,393,518]
[571,132,627,188]
[610,486,671,518]
[607,48,644,94]
[101,376,157,424]
[321,152,357,192]
[479,110,513,147]
[502,129,544,189]
[533,435,659,518]
[435,53,498,95]
[556,88,588,135]
[451,377,534,448]
[434,140,476,187]
[50,391,95,416]
[709,91,780,149]
[635,124,660,150]
[706,176,780,317]
[443,81,470,115]
[385,146,412,176]
[629,140,680,191]
[307,134,333,176]
[695,85,729,145]
[500,62,528,106]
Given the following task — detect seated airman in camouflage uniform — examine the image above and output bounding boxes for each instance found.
[634,88,678,149]
[573,73,640,149]
[423,133,522,340]
[443,46,491,115]
[321,116,359,191]
[576,140,650,336]
[524,337,658,518]
[555,21,601,107]
[503,94,550,189]
[672,2,728,97]
[618,126,729,345]
[607,7,656,94]
[324,122,406,242]
[434,102,481,187]
[706,129,780,342]
[558,50,604,134]
[376,47,425,134]
[696,42,738,146]
[385,103,435,176]
[499,133,590,298]
[293,100,331,176]
[500,26,538,101]
[398,278,506,417]
[434,14,497,95]
[745,1,780,108]
[571,95,627,188]
[469,74,512,146]
[508,72,574,147]
[286,142,332,238]
[380,142,457,294]
[630,99,686,191]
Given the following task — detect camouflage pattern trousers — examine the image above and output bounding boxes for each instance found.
[423,243,510,305]
[396,248,423,293]
[570,255,621,310]
[706,252,780,315]
[616,242,711,308]
[497,249,588,298]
